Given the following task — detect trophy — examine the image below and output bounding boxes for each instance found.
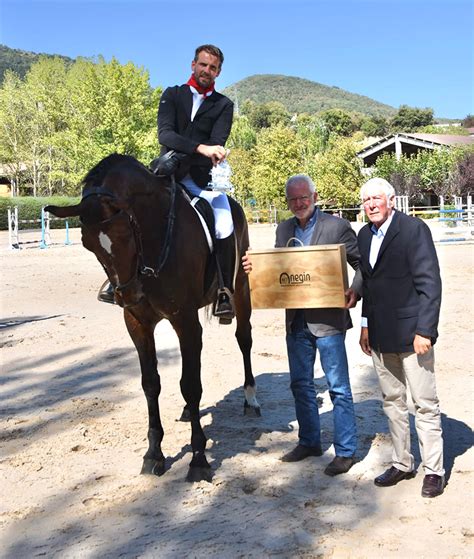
[208,150,234,192]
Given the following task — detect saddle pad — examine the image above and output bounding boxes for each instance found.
[178,184,214,252]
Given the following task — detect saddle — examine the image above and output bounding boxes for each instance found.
[177,183,215,253]
[177,183,236,322]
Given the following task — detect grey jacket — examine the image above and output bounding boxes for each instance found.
[275,209,362,337]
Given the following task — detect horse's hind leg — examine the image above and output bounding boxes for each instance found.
[124,309,165,476]
[171,311,211,483]
[234,270,261,416]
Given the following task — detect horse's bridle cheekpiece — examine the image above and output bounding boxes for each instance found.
[81,177,177,304]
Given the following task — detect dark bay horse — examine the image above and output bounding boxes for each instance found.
[46,153,260,482]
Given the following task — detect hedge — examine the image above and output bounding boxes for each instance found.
[1,197,296,231]
[0,197,81,230]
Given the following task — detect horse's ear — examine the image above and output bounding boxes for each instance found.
[44,204,84,218]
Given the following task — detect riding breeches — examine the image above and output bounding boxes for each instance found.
[180,175,234,239]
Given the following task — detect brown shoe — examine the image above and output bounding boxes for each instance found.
[421,474,445,498]
[281,444,322,462]
[374,466,415,487]
[324,456,355,476]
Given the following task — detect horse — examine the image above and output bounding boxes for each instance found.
[45,153,260,482]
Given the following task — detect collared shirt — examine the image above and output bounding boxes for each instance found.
[189,85,214,121]
[361,210,395,327]
[294,208,318,247]
[368,210,395,268]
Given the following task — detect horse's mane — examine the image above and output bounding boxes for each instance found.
[82,153,148,188]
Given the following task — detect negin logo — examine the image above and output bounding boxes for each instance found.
[279,272,311,286]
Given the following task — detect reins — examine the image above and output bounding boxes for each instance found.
[141,174,177,278]
[81,175,177,292]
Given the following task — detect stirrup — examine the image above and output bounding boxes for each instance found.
[213,287,235,323]
[97,280,116,305]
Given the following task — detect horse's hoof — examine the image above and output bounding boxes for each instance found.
[186,466,213,483]
[244,401,262,417]
[179,407,192,422]
[141,457,166,476]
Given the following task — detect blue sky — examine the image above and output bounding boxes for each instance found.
[0,0,472,119]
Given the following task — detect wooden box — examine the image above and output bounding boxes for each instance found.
[248,244,348,309]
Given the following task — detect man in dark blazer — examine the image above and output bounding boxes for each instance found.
[243,174,362,476]
[156,44,235,320]
[156,45,233,186]
[358,177,445,498]
[98,45,235,311]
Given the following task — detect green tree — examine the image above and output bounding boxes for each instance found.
[0,70,31,195]
[293,114,330,154]
[360,115,388,137]
[228,147,254,203]
[227,115,257,150]
[241,99,290,130]
[374,146,474,201]
[318,108,355,137]
[98,57,157,157]
[312,137,364,207]
[250,124,303,207]
[0,55,159,196]
[418,124,469,135]
[390,105,434,132]
[60,56,158,192]
[24,57,71,195]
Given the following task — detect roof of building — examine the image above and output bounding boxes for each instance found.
[357,132,474,166]
[407,133,474,145]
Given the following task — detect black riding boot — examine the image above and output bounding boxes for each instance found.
[214,235,236,324]
[97,279,116,304]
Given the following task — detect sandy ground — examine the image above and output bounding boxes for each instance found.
[0,224,473,559]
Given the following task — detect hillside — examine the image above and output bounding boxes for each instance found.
[0,44,73,81]
[223,74,397,118]
[1,46,416,120]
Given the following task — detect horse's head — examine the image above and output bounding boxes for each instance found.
[46,154,174,307]
[46,186,144,308]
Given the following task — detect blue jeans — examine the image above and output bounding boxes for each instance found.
[286,312,357,457]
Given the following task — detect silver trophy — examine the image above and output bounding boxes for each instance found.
[208,151,233,192]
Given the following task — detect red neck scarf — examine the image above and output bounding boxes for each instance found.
[186,74,215,96]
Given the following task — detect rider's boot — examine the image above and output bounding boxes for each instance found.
[97,279,116,304]
[214,234,236,324]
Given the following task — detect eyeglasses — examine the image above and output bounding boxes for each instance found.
[286,195,312,204]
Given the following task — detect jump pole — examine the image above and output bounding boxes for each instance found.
[7,207,20,250]
[64,220,72,245]
[40,207,49,249]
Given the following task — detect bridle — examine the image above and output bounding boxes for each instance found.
[81,177,177,301]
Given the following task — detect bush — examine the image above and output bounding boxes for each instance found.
[0,196,81,230]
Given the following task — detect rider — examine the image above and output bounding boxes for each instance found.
[155,44,235,321]
[99,44,235,321]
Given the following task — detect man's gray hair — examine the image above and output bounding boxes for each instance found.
[360,177,395,200]
[285,174,316,195]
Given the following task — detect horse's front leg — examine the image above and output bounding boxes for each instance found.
[124,309,165,476]
[171,311,211,483]
[234,268,261,416]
